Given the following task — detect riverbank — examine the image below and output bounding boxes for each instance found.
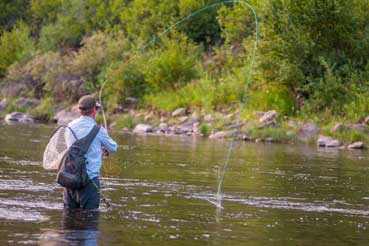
[1,97,368,150]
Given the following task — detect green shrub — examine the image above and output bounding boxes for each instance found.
[0,22,35,77]
[199,123,211,136]
[144,34,201,90]
[260,0,369,115]
[178,0,221,45]
[104,61,147,107]
[71,31,129,91]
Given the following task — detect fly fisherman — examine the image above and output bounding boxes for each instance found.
[64,95,117,209]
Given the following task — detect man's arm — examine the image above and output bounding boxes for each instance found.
[99,127,118,153]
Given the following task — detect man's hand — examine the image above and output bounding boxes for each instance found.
[102,147,109,156]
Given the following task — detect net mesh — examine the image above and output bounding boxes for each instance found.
[43,126,74,170]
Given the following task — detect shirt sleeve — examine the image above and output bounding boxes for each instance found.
[99,127,118,153]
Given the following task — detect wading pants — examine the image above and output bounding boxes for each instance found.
[63,177,100,209]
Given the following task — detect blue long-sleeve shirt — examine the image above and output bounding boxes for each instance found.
[66,116,117,179]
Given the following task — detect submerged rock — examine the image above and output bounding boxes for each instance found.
[133,124,153,134]
[348,141,365,150]
[5,112,34,124]
[318,135,341,148]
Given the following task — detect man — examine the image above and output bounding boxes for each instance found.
[64,95,117,209]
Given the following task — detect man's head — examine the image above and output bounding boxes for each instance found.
[78,95,101,117]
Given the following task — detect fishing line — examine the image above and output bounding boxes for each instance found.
[98,0,258,209]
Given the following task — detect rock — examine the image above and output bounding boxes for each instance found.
[253,111,265,117]
[0,82,27,98]
[144,112,154,122]
[172,108,185,117]
[332,123,344,132]
[297,123,319,141]
[265,137,274,143]
[209,131,226,139]
[121,97,137,112]
[204,114,213,123]
[0,98,7,111]
[259,110,277,123]
[288,120,298,128]
[348,141,365,150]
[158,123,169,133]
[255,138,264,143]
[5,112,34,124]
[15,97,40,108]
[133,124,153,134]
[332,123,368,133]
[178,116,189,123]
[365,115,369,124]
[192,122,200,135]
[317,135,341,148]
[347,124,368,132]
[259,120,279,128]
[53,106,80,125]
[224,113,234,120]
[160,116,167,123]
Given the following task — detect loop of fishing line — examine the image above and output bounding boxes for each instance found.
[97,0,258,209]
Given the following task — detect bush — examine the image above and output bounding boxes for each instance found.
[199,123,211,136]
[259,0,369,115]
[143,34,200,91]
[71,31,129,91]
[104,60,147,107]
[0,22,35,77]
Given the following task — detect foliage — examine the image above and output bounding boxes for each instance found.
[199,123,211,137]
[71,31,130,90]
[0,0,30,31]
[0,0,368,123]
[144,36,199,91]
[260,0,369,117]
[0,22,35,77]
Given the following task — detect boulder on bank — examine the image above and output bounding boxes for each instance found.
[297,123,319,141]
[53,105,79,125]
[0,98,7,111]
[317,135,341,148]
[259,110,277,123]
[133,124,153,134]
[332,123,368,133]
[209,130,233,139]
[15,97,40,108]
[365,115,369,125]
[348,141,365,150]
[171,108,185,117]
[5,112,34,124]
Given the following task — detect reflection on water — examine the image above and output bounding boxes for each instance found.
[40,209,99,246]
[0,124,369,245]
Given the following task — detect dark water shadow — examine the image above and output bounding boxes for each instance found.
[40,209,100,245]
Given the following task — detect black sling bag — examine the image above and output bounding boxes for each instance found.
[56,125,100,190]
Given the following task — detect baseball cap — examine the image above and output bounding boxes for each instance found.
[78,95,101,111]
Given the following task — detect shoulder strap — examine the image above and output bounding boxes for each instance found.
[81,125,101,153]
[66,126,78,140]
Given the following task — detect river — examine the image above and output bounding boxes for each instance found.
[0,124,369,245]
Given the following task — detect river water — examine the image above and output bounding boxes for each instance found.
[0,124,369,245]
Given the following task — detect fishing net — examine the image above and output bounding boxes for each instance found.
[43,126,76,170]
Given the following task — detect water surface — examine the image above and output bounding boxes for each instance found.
[0,124,369,245]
